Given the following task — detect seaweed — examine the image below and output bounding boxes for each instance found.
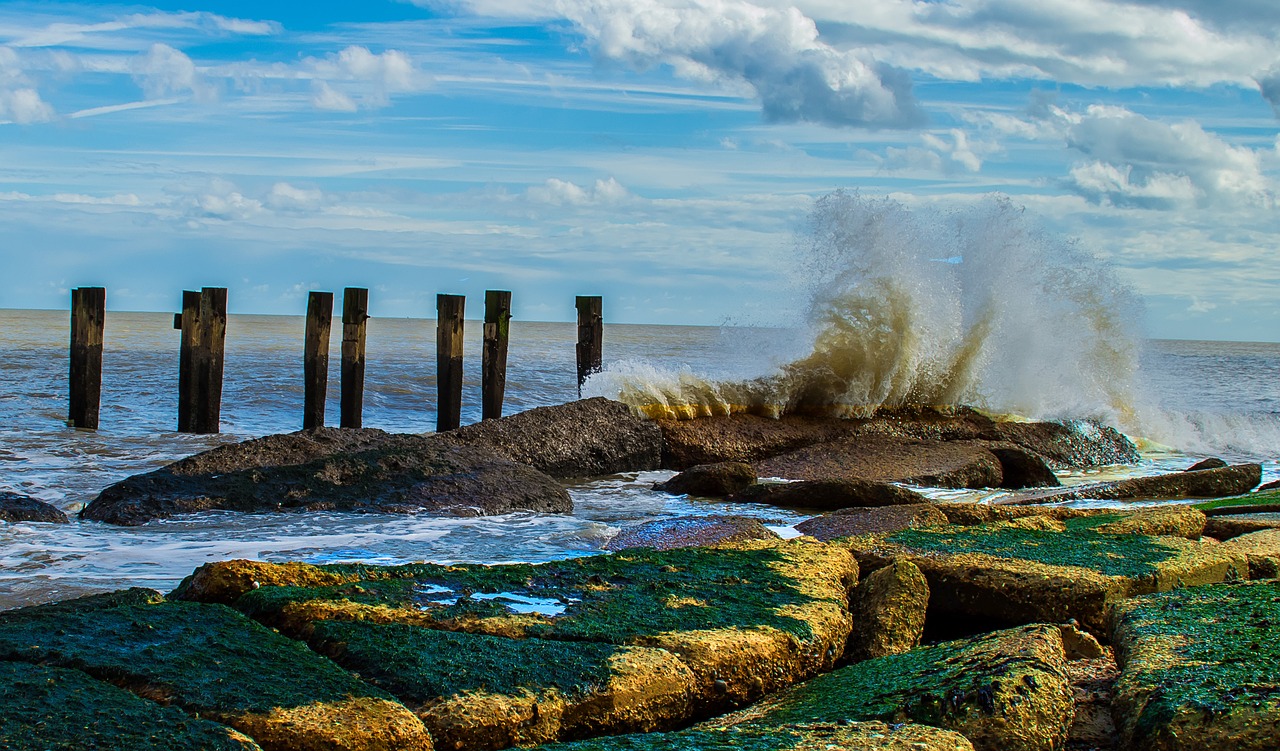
[1193,488,1280,512]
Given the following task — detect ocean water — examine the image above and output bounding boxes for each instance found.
[1,196,1277,609]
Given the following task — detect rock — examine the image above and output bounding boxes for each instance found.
[656,414,854,469]
[991,420,1139,468]
[983,445,1060,488]
[1062,647,1118,750]
[1110,580,1280,751]
[0,661,263,750]
[190,539,858,716]
[1058,622,1105,660]
[1091,505,1207,540]
[844,521,1247,635]
[309,623,696,750]
[846,559,929,662]
[0,589,433,751]
[1186,457,1228,471]
[730,479,932,511]
[605,515,779,551]
[1218,528,1280,579]
[0,492,68,523]
[756,437,1004,489]
[535,721,976,750]
[1000,463,1263,505]
[701,623,1075,751]
[82,438,571,526]
[443,397,662,478]
[936,503,1205,540]
[1204,513,1280,541]
[654,462,756,497]
[795,504,948,541]
[1259,479,1280,492]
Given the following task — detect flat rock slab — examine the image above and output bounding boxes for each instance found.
[701,623,1074,751]
[309,622,695,750]
[1110,580,1280,750]
[1218,528,1280,578]
[795,504,948,541]
[756,437,1004,489]
[0,660,262,751]
[184,539,857,713]
[0,492,68,523]
[534,721,975,750]
[605,515,779,551]
[844,520,1247,635]
[1204,513,1280,541]
[1000,464,1262,505]
[936,504,1206,540]
[730,478,932,510]
[0,588,432,751]
[83,438,570,526]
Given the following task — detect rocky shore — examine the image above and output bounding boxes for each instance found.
[4,399,1278,750]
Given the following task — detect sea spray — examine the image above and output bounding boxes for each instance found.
[588,191,1149,425]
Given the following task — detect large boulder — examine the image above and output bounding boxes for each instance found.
[795,504,949,541]
[653,462,756,497]
[1110,580,1280,750]
[730,479,932,511]
[756,437,1005,489]
[1001,463,1262,505]
[845,559,929,662]
[82,438,570,526]
[991,420,1139,468]
[444,397,662,478]
[605,515,779,551]
[0,492,68,523]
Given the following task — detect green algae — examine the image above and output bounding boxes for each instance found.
[1061,513,1124,531]
[887,525,1179,578]
[0,588,394,715]
[310,621,621,703]
[0,661,261,751]
[535,725,868,751]
[236,545,828,643]
[1194,488,1280,512]
[1114,580,1280,739]
[736,624,1058,729]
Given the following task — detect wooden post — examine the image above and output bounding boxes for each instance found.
[177,287,227,434]
[68,287,106,430]
[303,291,334,430]
[340,288,369,429]
[436,294,465,432]
[575,295,603,395]
[482,290,512,421]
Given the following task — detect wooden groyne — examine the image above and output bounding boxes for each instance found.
[65,287,604,434]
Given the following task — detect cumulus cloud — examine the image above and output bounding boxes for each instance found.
[527,177,630,205]
[0,47,54,122]
[132,43,214,101]
[266,182,327,211]
[873,130,985,174]
[305,46,426,110]
[1257,65,1280,116]
[1063,105,1274,209]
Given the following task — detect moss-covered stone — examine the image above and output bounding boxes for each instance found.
[309,621,695,750]
[846,559,929,662]
[0,589,432,751]
[1217,528,1280,579]
[0,661,262,750]
[1109,580,1280,750]
[195,539,856,711]
[844,523,1246,634]
[1193,488,1280,513]
[702,624,1073,751]
[534,721,975,750]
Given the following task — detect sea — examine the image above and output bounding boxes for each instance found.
[1,196,1277,610]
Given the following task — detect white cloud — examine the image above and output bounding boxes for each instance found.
[311,81,358,112]
[0,86,53,123]
[527,177,631,205]
[131,43,214,101]
[876,129,985,174]
[7,11,278,49]
[305,46,427,110]
[266,182,327,211]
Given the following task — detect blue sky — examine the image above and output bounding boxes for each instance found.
[0,0,1276,340]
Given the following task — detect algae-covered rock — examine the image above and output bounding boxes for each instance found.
[535,721,975,750]
[702,623,1074,751]
[309,622,695,750]
[653,462,756,497]
[0,660,263,750]
[846,559,929,662]
[795,504,948,541]
[605,515,778,551]
[1109,580,1280,750]
[0,491,68,523]
[1218,528,1280,579]
[729,478,931,510]
[844,521,1247,634]
[202,539,856,712]
[0,588,432,751]
[1091,505,1206,540]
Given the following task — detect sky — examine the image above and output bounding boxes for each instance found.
[0,0,1276,340]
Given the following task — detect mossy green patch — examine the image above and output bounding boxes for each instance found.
[1114,580,1280,739]
[1061,513,1124,531]
[887,525,1179,578]
[0,661,260,751]
[311,621,621,703]
[0,588,394,715]
[1194,489,1280,512]
[237,545,827,643]
[536,723,969,751]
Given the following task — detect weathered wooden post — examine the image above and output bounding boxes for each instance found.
[68,286,106,430]
[303,291,333,430]
[482,290,512,421]
[575,295,603,395]
[177,287,227,434]
[340,287,368,429]
[436,294,465,431]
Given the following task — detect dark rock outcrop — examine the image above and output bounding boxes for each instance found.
[730,479,931,511]
[653,462,756,497]
[795,504,949,541]
[82,438,570,526]
[756,437,1004,489]
[999,463,1262,505]
[0,492,68,524]
[1185,457,1228,471]
[604,515,779,551]
[983,445,1060,488]
[991,420,1139,468]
